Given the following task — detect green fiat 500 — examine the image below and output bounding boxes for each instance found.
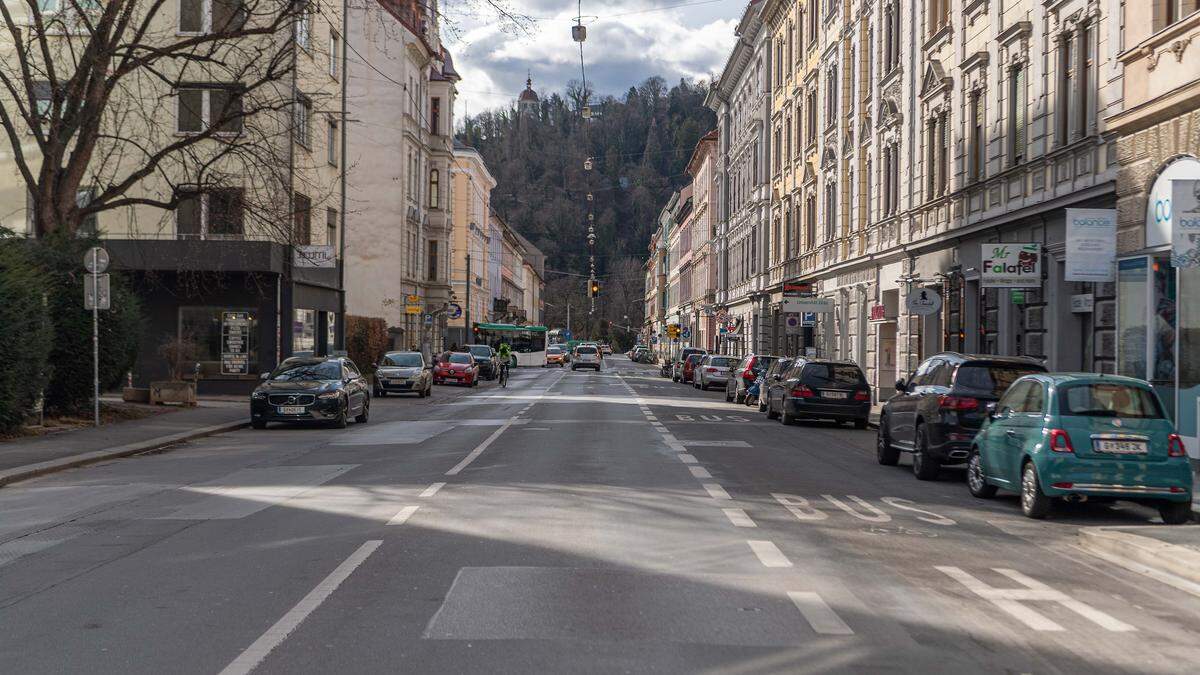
[967,374,1193,523]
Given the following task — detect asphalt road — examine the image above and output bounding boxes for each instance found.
[2,355,1199,674]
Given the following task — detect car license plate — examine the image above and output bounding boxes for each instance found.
[1094,439,1147,454]
[822,391,848,399]
[389,378,405,383]
[277,405,306,415]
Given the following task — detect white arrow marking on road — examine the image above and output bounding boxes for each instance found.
[387,505,419,525]
[936,566,1136,632]
[723,508,757,528]
[420,482,446,498]
[787,591,854,635]
[220,540,382,675]
[747,540,793,567]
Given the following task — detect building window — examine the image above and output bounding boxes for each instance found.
[294,93,311,148]
[1009,64,1027,165]
[826,66,838,127]
[969,90,984,183]
[926,118,938,199]
[786,21,794,75]
[429,169,440,209]
[809,1,819,42]
[175,187,244,238]
[180,306,259,374]
[176,85,242,134]
[30,81,53,127]
[823,182,836,242]
[805,194,817,247]
[329,30,339,78]
[179,0,246,33]
[928,0,949,35]
[293,192,311,245]
[76,187,97,235]
[1077,22,1093,138]
[775,38,783,88]
[427,240,439,281]
[294,1,311,49]
[785,115,793,160]
[937,113,948,196]
[430,97,441,135]
[806,90,817,144]
[327,117,338,165]
[1154,0,1200,33]
[794,106,803,156]
[326,207,337,246]
[1057,34,1073,146]
[774,126,782,173]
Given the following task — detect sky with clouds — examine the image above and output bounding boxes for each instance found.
[443,0,744,122]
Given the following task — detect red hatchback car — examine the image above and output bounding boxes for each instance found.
[434,352,479,387]
[681,353,706,384]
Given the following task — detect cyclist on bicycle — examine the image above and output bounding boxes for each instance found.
[496,342,513,386]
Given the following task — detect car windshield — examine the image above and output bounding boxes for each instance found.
[271,361,340,381]
[1059,383,1164,419]
[802,364,865,386]
[710,357,736,368]
[955,363,1045,397]
[686,355,704,364]
[381,353,422,367]
[448,353,472,364]
[469,346,491,357]
[577,346,597,355]
[547,347,563,354]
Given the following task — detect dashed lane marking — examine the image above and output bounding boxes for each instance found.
[445,418,515,476]
[219,540,382,675]
[702,483,732,500]
[387,506,419,525]
[787,592,854,635]
[722,508,757,528]
[677,453,699,464]
[747,540,793,568]
[688,466,713,479]
[419,482,446,498]
[680,440,751,447]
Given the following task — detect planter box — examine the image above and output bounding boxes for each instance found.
[149,381,197,406]
[122,387,151,403]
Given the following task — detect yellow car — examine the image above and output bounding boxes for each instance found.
[544,345,567,367]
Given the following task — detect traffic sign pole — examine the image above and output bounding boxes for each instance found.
[91,248,100,427]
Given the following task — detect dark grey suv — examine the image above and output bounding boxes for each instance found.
[764,359,871,428]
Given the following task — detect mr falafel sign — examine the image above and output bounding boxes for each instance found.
[981,243,1041,288]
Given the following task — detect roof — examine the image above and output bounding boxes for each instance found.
[519,77,539,102]
[510,229,546,278]
[931,352,1046,365]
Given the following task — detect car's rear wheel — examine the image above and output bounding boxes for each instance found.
[1020,461,1052,519]
[766,398,779,420]
[1159,500,1193,524]
[780,406,795,425]
[853,418,868,430]
[876,417,900,466]
[967,449,997,498]
[912,425,940,480]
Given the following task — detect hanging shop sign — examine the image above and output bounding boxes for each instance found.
[405,294,422,315]
[294,245,336,268]
[1147,157,1200,248]
[1171,179,1200,268]
[981,243,1041,288]
[1065,209,1117,282]
[783,282,814,296]
[782,297,834,314]
[905,287,942,316]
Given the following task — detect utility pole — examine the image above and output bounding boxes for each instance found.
[566,302,571,338]
[465,252,471,344]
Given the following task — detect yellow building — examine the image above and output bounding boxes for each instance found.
[448,144,496,345]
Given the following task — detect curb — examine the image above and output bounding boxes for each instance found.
[0,419,249,488]
[1077,526,1200,595]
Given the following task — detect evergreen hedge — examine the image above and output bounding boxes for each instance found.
[0,236,53,431]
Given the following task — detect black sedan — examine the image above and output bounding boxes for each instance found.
[251,357,370,429]
[464,344,498,380]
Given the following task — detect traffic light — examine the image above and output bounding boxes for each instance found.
[589,280,600,297]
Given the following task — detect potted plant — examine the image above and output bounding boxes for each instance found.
[150,335,199,406]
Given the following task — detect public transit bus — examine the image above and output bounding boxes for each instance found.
[547,328,571,346]
[473,323,547,367]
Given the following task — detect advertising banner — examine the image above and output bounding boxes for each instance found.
[981,243,1041,288]
[1171,180,1200,268]
[1065,209,1117,282]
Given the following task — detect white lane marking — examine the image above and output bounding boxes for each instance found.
[387,506,419,525]
[822,495,892,522]
[723,508,757,528]
[677,453,699,464]
[880,497,957,525]
[772,493,829,521]
[660,433,679,443]
[219,540,382,675]
[702,483,732,500]
[681,440,751,447]
[524,427,551,431]
[747,540,793,568]
[787,592,854,635]
[688,466,713,479]
[645,415,658,421]
[445,418,515,476]
[936,566,1136,632]
[419,482,446,498]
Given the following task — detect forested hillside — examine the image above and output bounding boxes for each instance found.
[456,77,716,277]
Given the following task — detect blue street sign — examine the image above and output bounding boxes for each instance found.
[681,327,691,339]
[423,313,434,326]
[447,303,462,319]
[801,312,816,327]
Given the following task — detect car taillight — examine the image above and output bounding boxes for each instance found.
[1048,428,1074,453]
[1051,482,1074,489]
[791,384,815,398]
[853,390,870,401]
[938,395,979,411]
[706,367,718,373]
[1168,433,1187,457]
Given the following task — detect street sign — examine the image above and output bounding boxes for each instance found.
[447,303,463,319]
[681,326,691,339]
[906,287,942,316]
[650,335,659,344]
[405,294,422,315]
[84,247,109,274]
[783,297,834,313]
[785,314,801,335]
[423,313,434,326]
[800,312,816,327]
[84,273,111,310]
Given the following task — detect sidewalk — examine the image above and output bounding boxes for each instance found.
[0,401,247,487]
[1078,525,1200,595]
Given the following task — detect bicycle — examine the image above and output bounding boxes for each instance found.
[498,361,509,388]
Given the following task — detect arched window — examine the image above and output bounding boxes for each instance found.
[429,169,440,209]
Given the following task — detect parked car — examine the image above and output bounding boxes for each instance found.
[877,352,1047,480]
[374,351,433,397]
[680,353,706,384]
[251,356,369,429]
[763,358,871,428]
[725,354,778,404]
[757,357,794,412]
[545,344,568,367]
[672,348,707,382]
[968,374,1193,523]
[600,343,613,355]
[572,344,602,371]
[434,352,480,386]
[464,344,498,380]
[695,355,739,390]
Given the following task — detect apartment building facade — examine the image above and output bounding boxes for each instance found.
[448,144,495,346]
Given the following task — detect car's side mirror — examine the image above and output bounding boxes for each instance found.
[260,372,270,380]
[894,379,907,393]
[986,402,998,418]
